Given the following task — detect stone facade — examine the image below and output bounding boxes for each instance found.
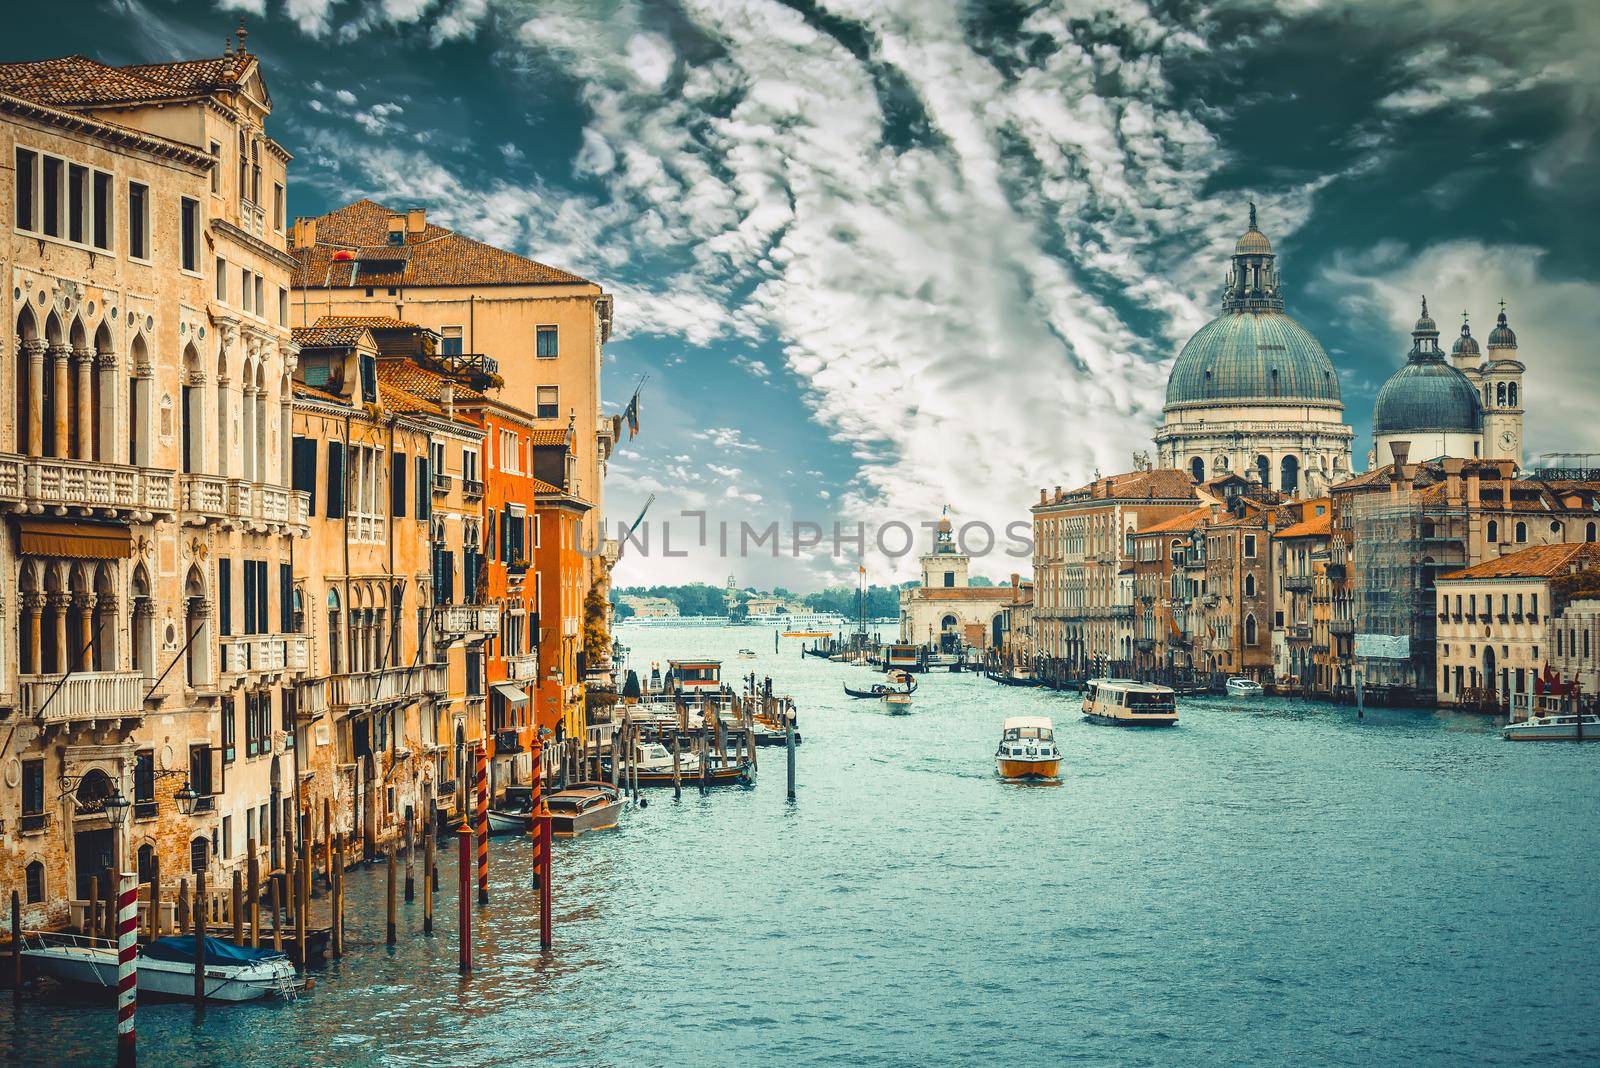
[899,516,1014,651]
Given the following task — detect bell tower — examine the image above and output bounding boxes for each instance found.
[1480,302,1524,467]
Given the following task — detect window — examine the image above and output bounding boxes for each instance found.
[1243,535,1257,559]
[1244,574,1256,598]
[1488,520,1499,543]
[291,436,318,515]
[221,815,233,859]
[255,274,265,316]
[180,197,199,272]
[499,429,521,473]
[278,288,288,326]
[134,750,156,819]
[22,759,45,818]
[14,148,36,230]
[26,862,44,904]
[68,163,88,242]
[943,571,955,588]
[216,257,228,302]
[392,453,408,517]
[415,454,430,519]
[1515,521,1527,543]
[220,693,236,763]
[536,386,559,419]
[218,558,232,637]
[441,326,463,356]
[209,140,221,193]
[358,354,377,404]
[92,170,111,249]
[326,441,345,518]
[273,182,285,231]
[41,154,62,236]
[536,325,558,358]
[245,691,270,757]
[240,268,252,314]
[463,448,479,485]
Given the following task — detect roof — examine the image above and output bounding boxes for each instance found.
[292,324,371,348]
[1043,468,1197,507]
[1439,543,1600,582]
[292,199,591,289]
[313,314,417,331]
[0,52,254,108]
[1273,512,1331,539]
[1166,310,1341,408]
[527,428,571,447]
[376,360,486,405]
[1373,352,1482,435]
[1002,717,1054,730]
[376,381,440,416]
[1137,505,1213,536]
[292,381,349,406]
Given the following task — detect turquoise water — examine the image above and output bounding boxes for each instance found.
[6,623,1599,1066]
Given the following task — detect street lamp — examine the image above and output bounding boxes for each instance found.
[174,780,199,816]
[103,789,131,827]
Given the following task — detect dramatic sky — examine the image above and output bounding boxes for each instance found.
[26,0,1600,588]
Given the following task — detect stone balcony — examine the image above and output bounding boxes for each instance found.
[437,604,500,639]
[503,653,539,681]
[328,662,449,711]
[180,474,309,531]
[19,671,145,725]
[0,455,175,518]
[219,633,310,678]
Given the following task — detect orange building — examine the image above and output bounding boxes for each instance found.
[528,427,592,752]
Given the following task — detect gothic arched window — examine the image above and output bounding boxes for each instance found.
[1244,615,1258,646]
[1488,520,1499,543]
[1515,521,1527,543]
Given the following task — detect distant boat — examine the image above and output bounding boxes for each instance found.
[547,782,625,837]
[1502,713,1600,741]
[882,692,912,714]
[736,648,757,659]
[1225,676,1264,698]
[985,670,1039,687]
[996,716,1061,781]
[23,933,299,1002]
[487,785,535,835]
[1082,678,1178,727]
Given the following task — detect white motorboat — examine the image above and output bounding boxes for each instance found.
[882,692,912,714]
[996,717,1062,780]
[1225,676,1265,698]
[1502,713,1600,741]
[736,648,757,659]
[1082,678,1178,727]
[22,932,299,1002]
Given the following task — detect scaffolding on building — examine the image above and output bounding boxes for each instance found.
[1350,495,1432,700]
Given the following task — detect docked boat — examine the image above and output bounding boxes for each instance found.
[995,716,1062,780]
[547,782,625,837]
[22,933,299,1002]
[1225,676,1265,698]
[1082,678,1178,727]
[628,741,753,786]
[985,670,1039,687]
[486,785,535,835]
[882,692,912,714]
[1502,713,1600,741]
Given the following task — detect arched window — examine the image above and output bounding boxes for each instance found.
[1487,520,1499,543]
[1255,455,1270,487]
[26,860,45,904]
[1280,455,1299,496]
[327,588,342,674]
[1244,574,1256,598]
[1190,456,1205,482]
[1244,615,1258,646]
[1515,521,1527,543]
[1508,382,1518,407]
[1496,382,1506,406]
[1587,521,1596,543]
[190,836,209,874]
[137,844,157,883]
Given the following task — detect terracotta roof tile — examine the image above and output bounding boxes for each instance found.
[378,381,440,416]
[376,360,486,405]
[292,325,370,348]
[313,314,417,330]
[291,199,591,289]
[1137,505,1214,536]
[527,428,571,447]
[292,381,349,405]
[0,53,251,108]
[1440,543,1600,581]
[1274,513,1331,539]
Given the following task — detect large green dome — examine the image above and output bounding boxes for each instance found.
[1165,310,1342,407]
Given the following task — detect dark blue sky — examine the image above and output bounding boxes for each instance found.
[22,0,1598,587]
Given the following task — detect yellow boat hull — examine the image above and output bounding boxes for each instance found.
[997,757,1061,780]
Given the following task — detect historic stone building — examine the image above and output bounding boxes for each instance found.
[1155,206,1354,495]
[1,37,304,927]
[899,514,1015,652]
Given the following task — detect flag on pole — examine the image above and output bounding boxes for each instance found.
[623,392,639,439]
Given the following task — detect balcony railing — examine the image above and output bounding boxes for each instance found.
[0,456,175,515]
[437,604,500,637]
[19,671,145,723]
[182,475,309,528]
[463,478,484,500]
[504,653,539,681]
[329,662,449,710]
[1288,624,1313,640]
[432,471,453,496]
[1283,576,1314,593]
[1329,619,1355,636]
[219,634,310,676]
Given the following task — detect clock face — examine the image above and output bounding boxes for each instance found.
[1499,430,1516,450]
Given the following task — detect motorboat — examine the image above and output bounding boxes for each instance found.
[996,717,1062,780]
[1082,678,1178,727]
[736,648,757,659]
[1225,676,1265,698]
[487,785,534,835]
[546,782,625,837]
[1502,713,1600,741]
[628,741,752,786]
[882,692,912,714]
[22,932,300,1002]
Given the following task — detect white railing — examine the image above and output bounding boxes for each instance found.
[181,472,228,516]
[438,604,500,636]
[220,634,311,676]
[296,676,328,718]
[2,456,175,513]
[504,653,539,681]
[331,662,449,708]
[182,476,307,529]
[19,672,145,722]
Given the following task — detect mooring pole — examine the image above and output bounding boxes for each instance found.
[404,817,416,903]
[386,841,398,947]
[246,843,260,948]
[785,699,797,801]
[116,872,137,1067]
[475,745,489,906]
[11,890,22,1000]
[457,827,472,975]
[193,871,207,1008]
[538,792,553,951]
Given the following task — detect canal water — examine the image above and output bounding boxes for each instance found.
[6,623,1599,1066]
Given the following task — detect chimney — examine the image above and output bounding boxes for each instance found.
[1467,466,1481,508]
[1040,488,1047,505]
[1443,457,1464,505]
[440,380,454,420]
[406,208,426,234]
[292,216,317,248]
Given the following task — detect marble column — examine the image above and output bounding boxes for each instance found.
[23,340,47,456]
[50,593,70,675]
[24,593,44,675]
[51,345,71,458]
[73,347,94,460]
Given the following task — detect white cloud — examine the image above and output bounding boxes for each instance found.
[284,0,340,38]
[334,88,358,105]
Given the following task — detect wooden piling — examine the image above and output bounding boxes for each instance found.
[10,890,20,996]
[785,699,797,801]
[148,854,162,941]
[246,844,260,948]
[404,818,415,903]
[457,827,472,975]
[268,872,282,954]
[177,878,189,935]
[294,848,308,972]
[671,734,682,800]
[103,867,116,941]
[386,841,398,947]
[475,745,489,906]
[193,871,207,1006]
[87,875,99,939]
[331,835,344,960]
[231,868,243,945]
[422,826,435,935]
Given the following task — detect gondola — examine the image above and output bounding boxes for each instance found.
[985,671,1041,687]
[843,673,918,699]
[802,646,835,659]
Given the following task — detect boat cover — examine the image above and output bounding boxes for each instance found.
[142,935,284,965]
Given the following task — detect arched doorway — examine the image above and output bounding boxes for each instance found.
[939,613,959,653]
[991,614,1004,650]
[1280,455,1299,496]
[1189,456,1205,482]
[1482,646,1497,706]
[1255,455,1270,487]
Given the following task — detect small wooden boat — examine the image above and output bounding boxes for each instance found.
[1225,676,1264,698]
[882,692,912,714]
[996,716,1061,780]
[844,672,917,699]
[1082,678,1178,727]
[547,782,625,837]
[985,671,1039,687]
[22,932,300,1002]
[628,742,753,786]
[487,785,535,835]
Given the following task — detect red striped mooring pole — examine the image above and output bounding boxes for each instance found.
[475,744,489,905]
[116,871,137,1067]
[529,734,552,949]
[457,827,472,975]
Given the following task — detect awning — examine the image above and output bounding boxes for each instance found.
[17,519,132,559]
[492,682,529,709]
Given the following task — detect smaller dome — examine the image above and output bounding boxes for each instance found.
[1234,228,1273,256]
[1451,319,1479,358]
[1413,296,1437,336]
[1373,360,1483,435]
[1487,307,1517,349]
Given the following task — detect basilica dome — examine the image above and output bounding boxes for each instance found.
[1165,311,1341,407]
[1372,299,1483,435]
